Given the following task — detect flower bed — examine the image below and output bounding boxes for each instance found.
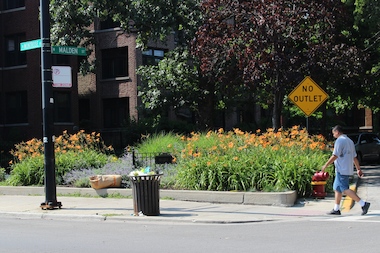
[138,126,331,197]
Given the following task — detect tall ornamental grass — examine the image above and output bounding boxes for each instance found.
[135,132,182,155]
[169,126,331,197]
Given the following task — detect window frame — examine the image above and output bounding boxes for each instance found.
[101,47,128,79]
[5,91,28,124]
[4,34,27,67]
[53,91,72,123]
[3,0,25,10]
[103,97,130,128]
[142,48,165,66]
[99,17,120,30]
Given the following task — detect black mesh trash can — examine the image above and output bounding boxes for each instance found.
[129,174,162,216]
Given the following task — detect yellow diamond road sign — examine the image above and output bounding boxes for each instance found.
[288,76,329,117]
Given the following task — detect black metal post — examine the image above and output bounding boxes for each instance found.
[132,149,136,168]
[40,0,61,210]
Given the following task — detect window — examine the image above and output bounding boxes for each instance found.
[79,99,90,121]
[78,98,90,128]
[102,47,128,79]
[142,48,165,65]
[54,91,71,122]
[3,0,24,10]
[103,98,129,128]
[5,91,27,124]
[4,34,26,67]
[100,17,120,30]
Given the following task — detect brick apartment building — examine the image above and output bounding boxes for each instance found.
[0,0,175,152]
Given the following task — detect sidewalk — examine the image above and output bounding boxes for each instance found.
[0,194,336,224]
[0,186,335,224]
[1,165,377,224]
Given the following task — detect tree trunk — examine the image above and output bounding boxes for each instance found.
[272,89,282,131]
[198,93,214,129]
[272,54,283,131]
[197,80,215,130]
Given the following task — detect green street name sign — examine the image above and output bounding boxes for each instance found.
[51,46,86,56]
[20,39,42,51]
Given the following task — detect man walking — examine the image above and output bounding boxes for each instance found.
[321,125,370,215]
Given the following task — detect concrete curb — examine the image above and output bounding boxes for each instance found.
[0,211,107,222]
[0,210,270,224]
[0,186,297,207]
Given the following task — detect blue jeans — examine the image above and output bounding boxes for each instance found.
[333,172,350,193]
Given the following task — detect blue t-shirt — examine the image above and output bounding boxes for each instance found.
[332,134,356,175]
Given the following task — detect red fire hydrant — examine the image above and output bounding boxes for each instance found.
[311,171,329,198]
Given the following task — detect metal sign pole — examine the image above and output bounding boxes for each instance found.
[40,0,61,210]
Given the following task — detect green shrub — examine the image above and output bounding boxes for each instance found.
[136,132,183,154]
[7,156,44,186]
[7,150,110,186]
[161,126,331,197]
[55,150,110,183]
[0,167,7,181]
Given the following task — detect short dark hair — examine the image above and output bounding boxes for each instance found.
[332,125,344,133]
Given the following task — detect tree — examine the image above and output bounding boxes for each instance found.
[49,0,202,73]
[345,0,380,110]
[351,0,380,67]
[137,48,206,123]
[191,0,365,129]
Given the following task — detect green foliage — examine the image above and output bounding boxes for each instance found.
[0,167,6,181]
[6,131,116,187]
[192,0,366,129]
[137,48,205,120]
[7,156,44,186]
[175,146,330,196]
[10,130,113,164]
[131,0,202,48]
[50,0,202,73]
[165,127,330,197]
[159,165,178,189]
[7,150,109,186]
[120,116,196,148]
[326,95,355,114]
[49,0,96,75]
[353,1,380,109]
[7,126,333,197]
[136,132,183,154]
